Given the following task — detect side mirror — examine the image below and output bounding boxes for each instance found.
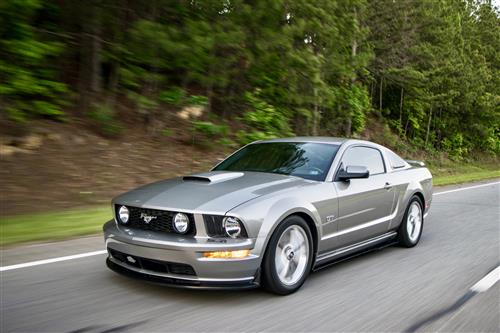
[337,165,369,181]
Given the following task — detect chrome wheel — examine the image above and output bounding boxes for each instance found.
[407,201,422,243]
[274,225,309,286]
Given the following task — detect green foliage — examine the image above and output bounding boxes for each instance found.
[187,95,209,107]
[441,133,469,161]
[236,130,276,145]
[159,87,186,106]
[0,0,68,121]
[0,0,497,159]
[161,128,173,137]
[158,88,208,108]
[192,121,229,138]
[217,137,237,149]
[368,0,499,154]
[87,103,122,136]
[238,90,293,144]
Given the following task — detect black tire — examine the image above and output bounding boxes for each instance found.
[397,195,424,247]
[261,215,314,295]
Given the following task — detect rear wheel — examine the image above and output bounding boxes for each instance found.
[398,196,424,247]
[261,216,313,295]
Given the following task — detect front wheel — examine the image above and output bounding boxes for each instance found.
[398,196,424,247]
[261,216,313,295]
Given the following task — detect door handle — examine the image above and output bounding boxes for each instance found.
[384,182,393,190]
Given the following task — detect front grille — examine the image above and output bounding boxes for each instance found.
[203,215,226,237]
[108,248,196,276]
[116,205,196,236]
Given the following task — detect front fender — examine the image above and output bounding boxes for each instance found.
[228,195,321,259]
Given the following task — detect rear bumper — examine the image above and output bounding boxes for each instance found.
[103,220,261,288]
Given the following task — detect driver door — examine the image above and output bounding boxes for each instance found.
[333,146,395,248]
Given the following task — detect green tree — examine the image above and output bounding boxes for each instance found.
[0,0,68,121]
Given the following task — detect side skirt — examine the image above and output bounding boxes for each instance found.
[313,231,397,271]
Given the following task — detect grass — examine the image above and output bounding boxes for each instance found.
[428,158,499,186]
[1,163,498,247]
[1,206,111,246]
[432,169,500,186]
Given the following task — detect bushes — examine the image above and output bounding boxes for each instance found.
[87,103,123,136]
[191,121,235,148]
[0,0,68,122]
[237,90,293,144]
[159,87,187,107]
[441,133,469,161]
[192,121,228,137]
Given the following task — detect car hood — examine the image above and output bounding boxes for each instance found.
[113,171,308,213]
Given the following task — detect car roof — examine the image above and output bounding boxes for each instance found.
[256,136,380,147]
[258,136,347,144]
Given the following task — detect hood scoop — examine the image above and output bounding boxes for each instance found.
[182,172,244,184]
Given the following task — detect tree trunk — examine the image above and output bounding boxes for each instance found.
[399,87,404,128]
[312,86,319,136]
[404,115,410,137]
[206,43,217,114]
[370,80,375,103]
[425,107,433,146]
[90,15,101,95]
[78,1,101,114]
[106,63,119,107]
[206,80,214,114]
[379,76,383,112]
[344,118,352,137]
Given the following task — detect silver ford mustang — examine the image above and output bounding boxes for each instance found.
[104,137,432,294]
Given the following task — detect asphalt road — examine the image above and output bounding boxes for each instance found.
[2,180,499,332]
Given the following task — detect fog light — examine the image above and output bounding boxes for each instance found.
[173,213,189,234]
[203,249,250,259]
[118,206,129,223]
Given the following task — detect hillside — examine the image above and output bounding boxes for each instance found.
[1,114,498,217]
[0,117,223,215]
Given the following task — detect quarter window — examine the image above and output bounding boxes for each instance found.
[341,146,385,175]
[386,149,407,169]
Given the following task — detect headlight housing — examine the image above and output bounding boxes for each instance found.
[203,215,247,238]
[173,212,190,234]
[118,205,129,224]
[223,217,243,238]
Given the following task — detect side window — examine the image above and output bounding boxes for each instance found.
[341,146,385,175]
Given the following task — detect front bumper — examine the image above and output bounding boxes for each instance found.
[103,220,261,289]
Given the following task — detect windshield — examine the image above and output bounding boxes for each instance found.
[213,142,340,181]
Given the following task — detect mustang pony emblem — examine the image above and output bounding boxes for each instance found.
[140,213,157,224]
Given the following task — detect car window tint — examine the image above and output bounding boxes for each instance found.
[341,146,385,175]
[387,149,407,169]
[214,142,340,181]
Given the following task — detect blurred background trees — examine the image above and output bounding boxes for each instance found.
[0,0,499,157]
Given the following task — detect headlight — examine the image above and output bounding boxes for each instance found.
[118,205,129,224]
[173,213,189,234]
[223,216,242,238]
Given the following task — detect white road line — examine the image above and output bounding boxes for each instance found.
[1,180,499,272]
[0,250,107,272]
[470,266,500,293]
[434,181,500,196]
